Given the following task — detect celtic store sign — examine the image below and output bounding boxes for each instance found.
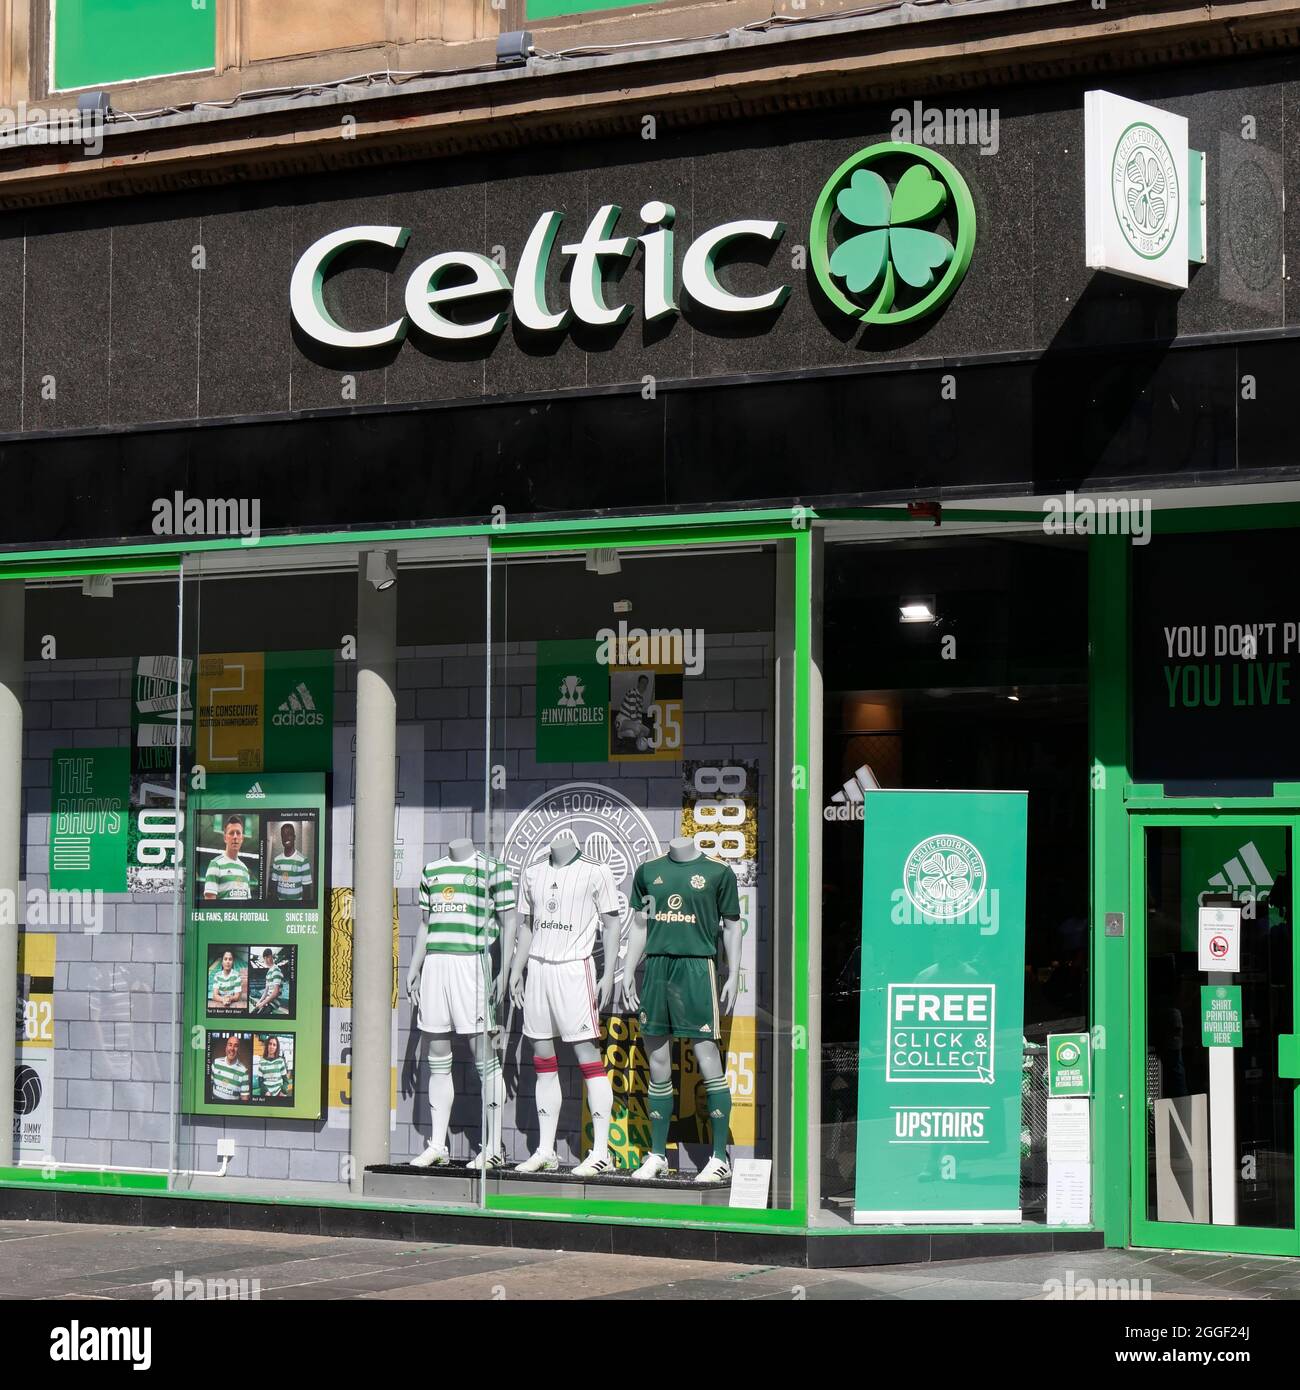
[854,789,1028,1225]
[290,141,977,352]
[1084,89,1206,289]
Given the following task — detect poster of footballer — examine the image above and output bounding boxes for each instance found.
[183,772,328,1120]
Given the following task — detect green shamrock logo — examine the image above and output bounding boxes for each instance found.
[809,142,976,326]
[830,165,955,297]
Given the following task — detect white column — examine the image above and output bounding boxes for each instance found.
[0,581,25,1165]
[350,553,397,1191]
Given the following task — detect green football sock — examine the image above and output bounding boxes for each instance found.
[647,1080,674,1157]
[704,1076,732,1160]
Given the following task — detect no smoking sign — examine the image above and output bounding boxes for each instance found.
[1197,905,1241,973]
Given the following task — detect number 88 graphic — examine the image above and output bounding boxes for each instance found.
[693,766,747,796]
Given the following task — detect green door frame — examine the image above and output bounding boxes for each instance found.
[1126,807,1300,1257]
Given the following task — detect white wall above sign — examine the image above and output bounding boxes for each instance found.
[1085,90,1206,289]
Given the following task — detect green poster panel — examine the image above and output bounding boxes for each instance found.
[50,748,128,892]
[1047,1032,1091,1097]
[53,0,216,91]
[526,0,666,18]
[535,639,609,763]
[1178,825,1286,951]
[182,773,328,1120]
[262,650,335,772]
[854,789,1028,1223]
[1201,985,1243,1047]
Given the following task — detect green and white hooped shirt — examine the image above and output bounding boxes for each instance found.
[204,854,253,900]
[418,854,516,955]
[212,967,242,1000]
[257,1053,289,1097]
[271,851,312,900]
[211,1057,248,1100]
[259,963,285,1006]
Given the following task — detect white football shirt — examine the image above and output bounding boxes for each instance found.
[521,855,619,963]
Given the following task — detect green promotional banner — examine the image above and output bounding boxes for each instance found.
[182,773,328,1119]
[50,748,129,892]
[1047,1033,1092,1097]
[535,639,609,763]
[855,789,1028,1223]
[1201,985,1243,1047]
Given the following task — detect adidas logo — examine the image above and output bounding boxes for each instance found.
[709,1108,725,1118]
[246,782,267,799]
[1206,841,1275,915]
[699,1023,711,1033]
[272,681,324,728]
[653,876,663,884]
[824,763,879,822]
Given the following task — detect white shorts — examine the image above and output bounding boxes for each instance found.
[523,958,599,1043]
[418,953,496,1036]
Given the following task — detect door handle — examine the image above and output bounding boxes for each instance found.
[1280,1035,1300,1080]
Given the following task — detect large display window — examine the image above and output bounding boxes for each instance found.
[480,536,800,1214]
[5,528,802,1224]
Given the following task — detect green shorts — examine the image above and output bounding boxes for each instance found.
[638,955,720,1040]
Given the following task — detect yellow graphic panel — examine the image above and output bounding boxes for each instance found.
[197,652,265,772]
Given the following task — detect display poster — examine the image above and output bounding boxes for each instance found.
[1132,531,1300,781]
[196,650,334,773]
[585,1013,652,1169]
[129,655,193,893]
[326,886,400,1131]
[1201,984,1243,1047]
[854,789,1028,1224]
[182,772,328,1119]
[1047,1033,1092,1098]
[13,933,55,1160]
[609,663,684,762]
[535,640,609,763]
[331,724,424,890]
[49,748,129,892]
[1178,825,1285,952]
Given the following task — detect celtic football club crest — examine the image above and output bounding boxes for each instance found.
[502,783,662,932]
[903,833,987,920]
[1111,121,1179,260]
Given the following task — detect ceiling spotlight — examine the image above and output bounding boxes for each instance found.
[899,596,936,624]
[585,548,621,576]
[1007,687,1021,702]
[365,551,397,592]
[82,575,114,598]
[496,30,534,67]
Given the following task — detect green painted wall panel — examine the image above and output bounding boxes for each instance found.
[53,0,216,91]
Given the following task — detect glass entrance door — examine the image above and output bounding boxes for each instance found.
[1130,814,1300,1255]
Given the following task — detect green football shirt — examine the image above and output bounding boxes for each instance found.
[418,854,516,955]
[630,854,741,957]
[258,963,286,1010]
[212,967,242,1000]
[204,854,253,900]
[257,1053,289,1097]
[211,1057,248,1101]
[271,851,312,900]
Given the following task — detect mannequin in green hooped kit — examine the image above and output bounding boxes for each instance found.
[622,838,742,1183]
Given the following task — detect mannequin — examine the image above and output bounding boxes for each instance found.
[508,830,621,1177]
[406,836,517,1171]
[622,837,742,1183]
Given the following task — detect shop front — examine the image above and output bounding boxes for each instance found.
[2,51,1299,1264]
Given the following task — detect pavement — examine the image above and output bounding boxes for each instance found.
[1,1220,1299,1299]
